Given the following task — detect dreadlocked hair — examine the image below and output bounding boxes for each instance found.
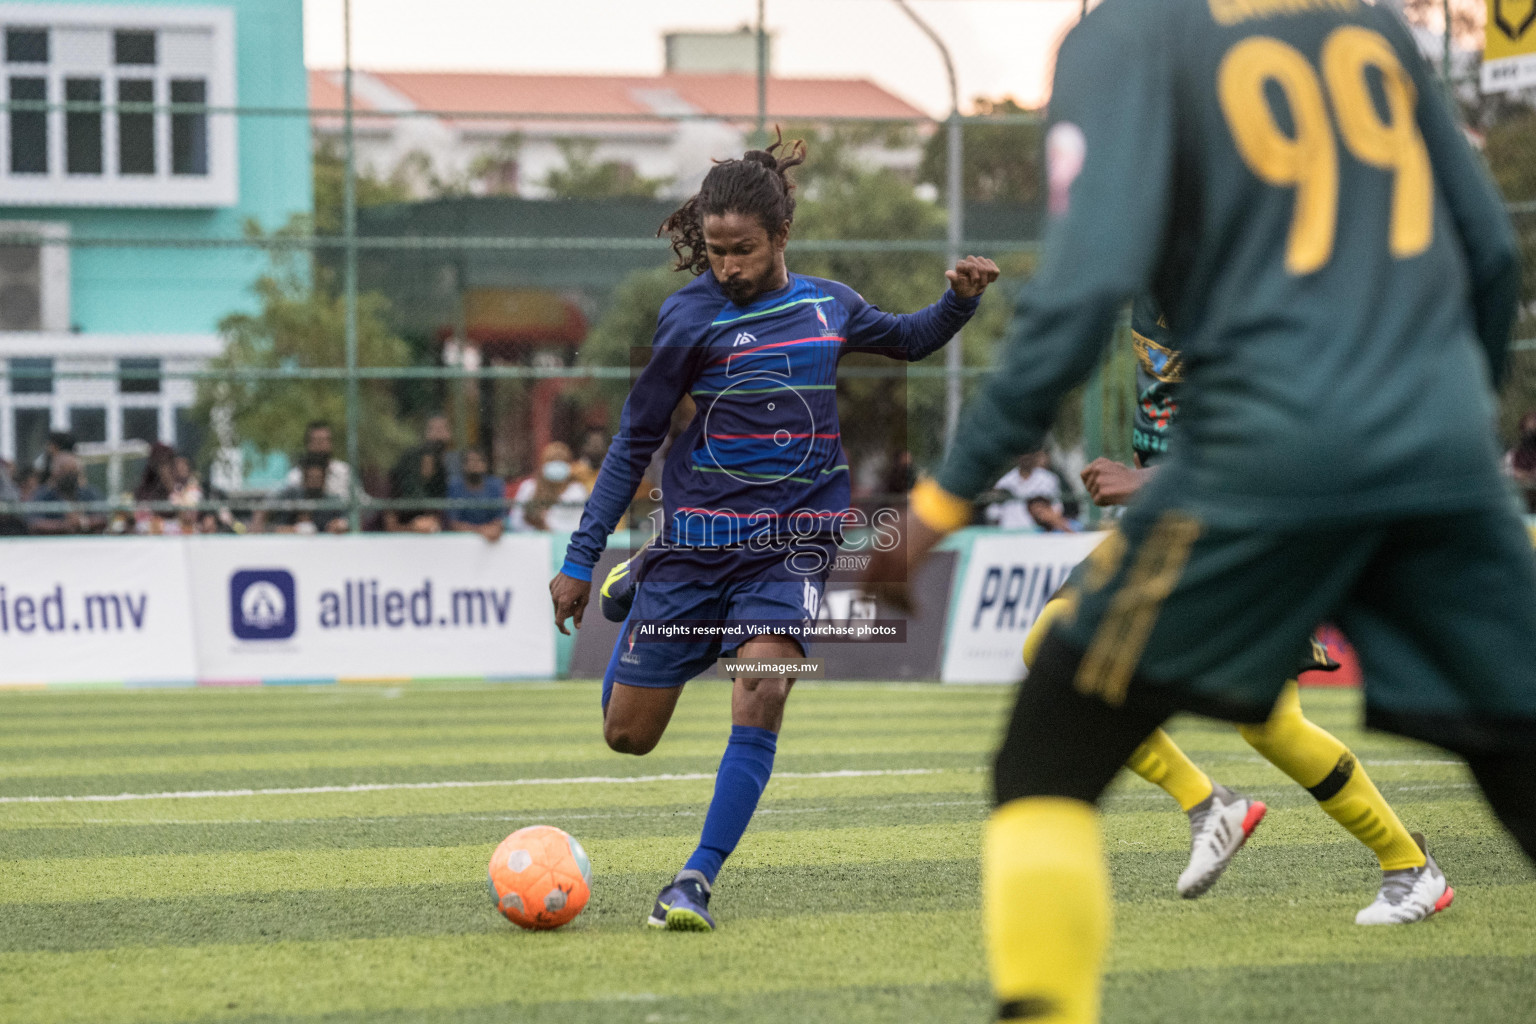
[659,128,808,275]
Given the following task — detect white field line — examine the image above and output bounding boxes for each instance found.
[33,780,1472,828]
[63,798,993,828]
[0,756,1463,809]
[45,783,1481,830]
[10,780,1479,828]
[0,768,948,805]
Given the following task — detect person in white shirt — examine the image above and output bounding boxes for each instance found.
[281,420,353,499]
[985,450,1076,531]
[509,442,589,532]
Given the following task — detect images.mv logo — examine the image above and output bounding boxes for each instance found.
[230,569,297,640]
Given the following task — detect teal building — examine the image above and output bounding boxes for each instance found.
[0,0,310,478]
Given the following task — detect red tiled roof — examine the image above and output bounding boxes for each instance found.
[308,70,346,111]
[307,69,928,123]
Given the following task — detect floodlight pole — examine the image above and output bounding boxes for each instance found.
[342,0,361,530]
[755,0,768,146]
[893,0,964,450]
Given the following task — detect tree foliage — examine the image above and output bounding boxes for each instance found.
[1399,0,1483,47]
[1486,105,1536,438]
[389,135,526,200]
[543,139,670,200]
[576,265,689,415]
[196,239,416,478]
[311,141,414,236]
[917,97,1044,205]
[313,134,529,232]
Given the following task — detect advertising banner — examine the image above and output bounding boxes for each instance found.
[1484,0,1536,93]
[941,531,1106,684]
[0,538,198,686]
[187,534,555,682]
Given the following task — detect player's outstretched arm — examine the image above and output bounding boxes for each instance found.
[833,256,998,362]
[945,256,1000,300]
[550,572,590,636]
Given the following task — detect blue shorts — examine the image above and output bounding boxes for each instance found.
[601,577,825,705]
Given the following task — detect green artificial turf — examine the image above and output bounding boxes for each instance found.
[0,682,1530,1023]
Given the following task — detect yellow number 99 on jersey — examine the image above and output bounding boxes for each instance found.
[487,825,593,930]
[1218,25,1433,276]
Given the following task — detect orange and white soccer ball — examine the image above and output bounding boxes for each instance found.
[487,825,592,930]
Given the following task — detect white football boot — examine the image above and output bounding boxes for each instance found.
[1355,832,1454,925]
[1177,783,1267,898]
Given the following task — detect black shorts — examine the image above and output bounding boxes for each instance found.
[1050,501,1536,754]
[1054,556,1337,676]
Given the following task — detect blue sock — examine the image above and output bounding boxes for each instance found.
[682,724,778,883]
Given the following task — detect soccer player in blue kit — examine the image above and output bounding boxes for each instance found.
[548,137,999,931]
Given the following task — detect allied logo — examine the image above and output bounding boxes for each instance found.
[230,569,297,640]
[733,331,757,347]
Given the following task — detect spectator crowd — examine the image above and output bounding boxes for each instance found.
[6,410,1536,538]
[0,413,603,539]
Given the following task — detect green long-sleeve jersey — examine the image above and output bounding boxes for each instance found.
[936,0,1522,526]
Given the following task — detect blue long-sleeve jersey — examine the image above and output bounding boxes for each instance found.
[561,271,979,583]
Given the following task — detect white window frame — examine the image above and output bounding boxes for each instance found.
[0,4,237,207]
[0,219,69,331]
[0,332,217,466]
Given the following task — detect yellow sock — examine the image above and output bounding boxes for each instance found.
[1237,682,1425,871]
[984,798,1109,1024]
[1124,729,1214,812]
[1316,770,1426,870]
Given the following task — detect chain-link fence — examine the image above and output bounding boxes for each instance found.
[0,1,1530,538]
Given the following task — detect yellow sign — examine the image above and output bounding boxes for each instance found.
[1485,0,1536,92]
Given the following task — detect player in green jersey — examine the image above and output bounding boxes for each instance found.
[1026,294,1451,922]
[867,0,1533,1019]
